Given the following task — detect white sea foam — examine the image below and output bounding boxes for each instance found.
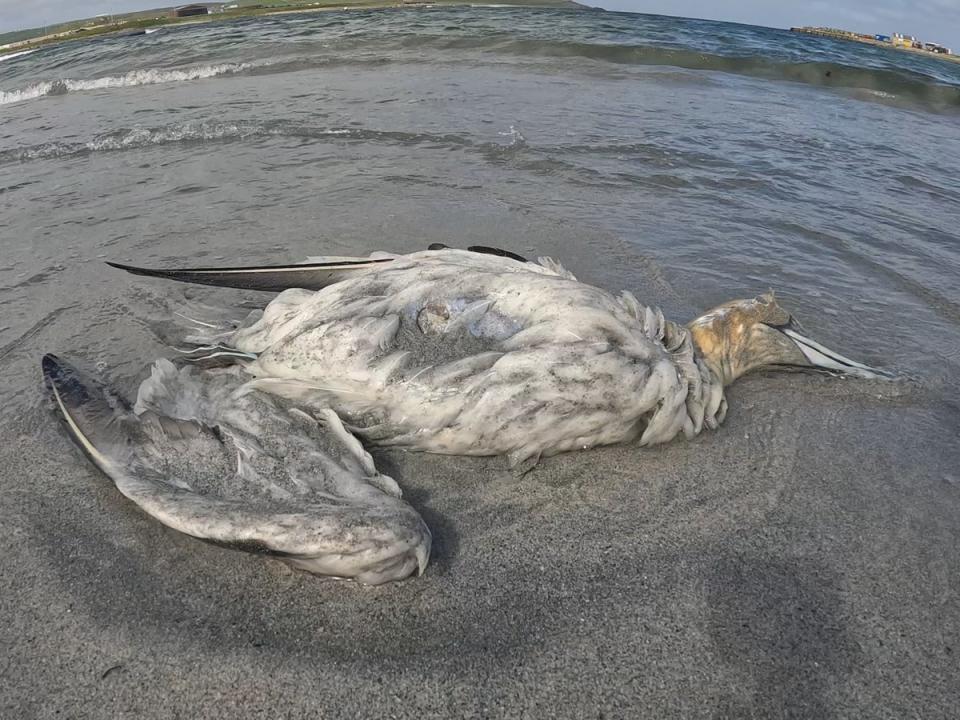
[86,122,262,152]
[0,48,39,63]
[0,62,251,106]
[497,124,527,148]
[0,81,55,104]
[0,122,378,163]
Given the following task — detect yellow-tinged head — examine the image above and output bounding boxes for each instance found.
[688,292,890,386]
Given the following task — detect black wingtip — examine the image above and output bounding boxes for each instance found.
[426,244,529,263]
[105,261,161,279]
[41,353,98,410]
[41,352,75,390]
[41,353,61,386]
[104,257,394,292]
[466,245,529,263]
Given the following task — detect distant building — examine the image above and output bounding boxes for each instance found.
[170,5,210,18]
[892,33,927,49]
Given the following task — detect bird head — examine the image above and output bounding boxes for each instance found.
[687,292,891,386]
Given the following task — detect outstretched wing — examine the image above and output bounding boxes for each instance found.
[43,354,430,584]
[107,245,531,293]
[106,257,393,292]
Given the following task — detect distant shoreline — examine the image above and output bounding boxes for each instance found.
[791,26,960,66]
[0,0,586,57]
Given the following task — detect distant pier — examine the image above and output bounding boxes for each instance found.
[791,26,955,61]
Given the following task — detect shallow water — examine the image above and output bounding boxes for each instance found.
[2,8,959,395]
[2,8,959,717]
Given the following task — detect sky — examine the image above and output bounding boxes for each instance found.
[1,0,959,48]
[597,1,960,48]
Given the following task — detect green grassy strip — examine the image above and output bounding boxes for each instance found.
[0,0,582,57]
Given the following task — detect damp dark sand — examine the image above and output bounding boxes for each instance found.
[3,222,958,718]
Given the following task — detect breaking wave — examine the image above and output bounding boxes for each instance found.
[0,63,251,106]
[1,32,958,113]
[0,48,38,63]
[0,120,535,165]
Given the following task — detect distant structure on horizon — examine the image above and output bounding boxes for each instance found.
[792,26,952,56]
[891,32,951,54]
[170,4,211,18]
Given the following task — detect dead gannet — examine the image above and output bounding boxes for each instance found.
[42,354,431,584]
[108,247,891,467]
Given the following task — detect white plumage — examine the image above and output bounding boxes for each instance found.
[43,355,431,585]
[185,249,728,466]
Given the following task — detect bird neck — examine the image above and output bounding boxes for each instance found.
[687,315,739,386]
[656,317,729,436]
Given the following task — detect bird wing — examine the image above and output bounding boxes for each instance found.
[43,354,430,583]
[106,257,393,292]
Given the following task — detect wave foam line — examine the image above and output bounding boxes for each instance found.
[0,121,526,165]
[0,62,251,106]
[0,48,39,63]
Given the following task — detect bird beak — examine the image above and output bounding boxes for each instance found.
[778,325,894,379]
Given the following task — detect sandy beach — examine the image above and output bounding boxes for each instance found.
[2,243,957,717]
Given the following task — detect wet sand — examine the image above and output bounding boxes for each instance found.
[2,255,958,718]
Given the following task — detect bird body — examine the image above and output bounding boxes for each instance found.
[168,250,726,466]
[42,246,891,584]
